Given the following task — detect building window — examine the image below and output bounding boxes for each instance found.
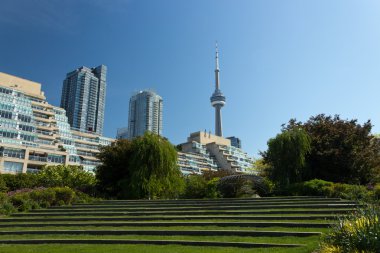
[3,161,23,173]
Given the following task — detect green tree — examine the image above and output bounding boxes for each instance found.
[96,132,184,199]
[263,127,311,187]
[96,139,132,198]
[38,165,96,192]
[183,175,208,199]
[284,114,380,184]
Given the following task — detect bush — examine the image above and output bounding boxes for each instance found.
[0,192,16,215]
[218,177,249,198]
[374,184,380,200]
[38,165,96,193]
[0,174,39,191]
[29,188,56,208]
[320,205,380,253]
[302,179,333,196]
[183,175,207,199]
[282,179,375,202]
[53,187,75,205]
[329,183,371,201]
[205,178,221,198]
[0,176,8,192]
[10,193,39,212]
[73,190,96,204]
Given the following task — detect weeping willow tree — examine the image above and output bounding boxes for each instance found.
[129,132,184,199]
[263,128,311,188]
[96,132,184,199]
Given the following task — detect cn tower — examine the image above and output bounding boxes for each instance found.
[210,43,226,137]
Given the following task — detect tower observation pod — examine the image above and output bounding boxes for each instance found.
[210,43,226,137]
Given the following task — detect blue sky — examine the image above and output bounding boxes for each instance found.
[1,0,380,157]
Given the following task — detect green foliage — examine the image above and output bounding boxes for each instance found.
[53,187,75,205]
[29,188,56,208]
[0,165,96,195]
[329,183,371,201]
[205,177,221,198]
[0,173,39,191]
[2,187,90,214]
[96,139,132,197]
[218,177,251,198]
[284,114,380,184]
[281,179,377,202]
[320,205,380,253]
[0,176,7,192]
[183,175,208,199]
[96,132,184,199]
[0,192,16,215]
[374,184,380,200]
[302,179,333,195]
[263,127,311,187]
[38,165,96,192]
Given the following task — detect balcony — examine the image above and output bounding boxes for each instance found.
[29,155,47,162]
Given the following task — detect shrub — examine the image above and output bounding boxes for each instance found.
[302,179,333,196]
[320,205,380,253]
[53,187,75,205]
[29,188,56,208]
[205,178,220,198]
[0,176,8,192]
[374,184,380,200]
[10,193,39,212]
[38,165,96,192]
[73,190,96,204]
[1,174,39,191]
[0,192,16,215]
[329,183,371,201]
[183,175,207,199]
[218,177,249,198]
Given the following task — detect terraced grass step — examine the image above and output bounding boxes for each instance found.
[0,221,332,228]
[12,209,354,217]
[0,215,337,222]
[0,239,304,248]
[96,196,342,204]
[24,204,359,213]
[65,201,354,209]
[0,229,322,237]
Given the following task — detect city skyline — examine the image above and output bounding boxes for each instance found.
[1,0,380,157]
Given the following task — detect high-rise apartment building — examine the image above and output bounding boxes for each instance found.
[61,65,107,135]
[126,90,163,139]
[0,72,113,173]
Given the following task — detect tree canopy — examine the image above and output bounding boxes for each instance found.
[268,114,380,185]
[262,127,311,187]
[96,132,184,199]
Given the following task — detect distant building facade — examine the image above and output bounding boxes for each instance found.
[227,136,242,149]
[126,90,163,139]
[116,127,128,140]
[0,72,113,173]
[61,65,107,135]
[178,131,254,175]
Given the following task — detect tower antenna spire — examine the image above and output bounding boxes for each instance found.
[215,41,219,71]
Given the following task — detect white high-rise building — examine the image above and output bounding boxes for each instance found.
[120,90,163,139]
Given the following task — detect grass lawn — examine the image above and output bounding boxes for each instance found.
[0,243,320,253]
